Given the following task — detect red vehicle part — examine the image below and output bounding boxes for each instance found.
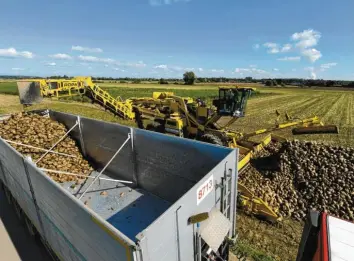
[296,211,354,261]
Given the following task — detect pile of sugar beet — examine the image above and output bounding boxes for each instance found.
[239,140,354,222]
[0,113,93,183]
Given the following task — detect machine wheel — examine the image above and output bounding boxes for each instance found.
[146,123,164,133]
[199,134,224,146]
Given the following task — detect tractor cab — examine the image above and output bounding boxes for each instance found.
[213,87,254,117]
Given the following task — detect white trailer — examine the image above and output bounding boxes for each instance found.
[0,110,239,261]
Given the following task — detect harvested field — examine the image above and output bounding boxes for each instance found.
[0,94,133,126]
[0,113,93,183]
[2,82,354,149]
[235,212,303,261]
[224,87,354,147]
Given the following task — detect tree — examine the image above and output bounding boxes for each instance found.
[183,71,196,85]
[326,80,335,87]
[159,78,169,84]
[275,79,283,85]
[265,80,274,86]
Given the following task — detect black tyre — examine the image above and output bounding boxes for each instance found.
[146,123,164,133]
[199,134,224,146]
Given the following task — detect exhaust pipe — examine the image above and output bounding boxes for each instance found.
[292,125,339,135]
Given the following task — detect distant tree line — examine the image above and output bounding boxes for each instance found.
[1,75,353,88]
[262,78,354,88]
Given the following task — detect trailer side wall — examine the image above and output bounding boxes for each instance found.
[50,111,231,203]
[0,139,135,261]
[137,149,238,261]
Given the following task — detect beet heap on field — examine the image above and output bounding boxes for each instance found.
[240,140,354,222]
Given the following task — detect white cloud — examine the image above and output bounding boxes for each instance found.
[49,53,72,60]
[273,68,279,71]
[253,44,260,50]
[0,47,34,59]
[291,29,322,62]
[320,62,337,69]
[154,64,168,69]
[263,42,279,53]
[102,58,115,63]
[262,29,323,63]
[277,56,301,61]
[104,64,109,68]
[198,68,203,72]
[78,55,115,63]
[72,45,103,53]
[211,69,225,73]
[78,55,99,62]
[126,61,146,68]
[171,66,183,71]
[263,42,277,48]
[185,67,195,71]
[12,67,25,71]
[269,48,280,54]
[46,62,56,66]
[304,66,315,71]
[301,48,322,62]
[149,0,191,6]
[292,29,321,49]
[249,65,257,68]
[304,67,317,79]
[254,69,266,74]
[281,44,292,52]
[20,51,33,59]
[114,68,126,72]
[235,68,266,74]
[235,68,249,73]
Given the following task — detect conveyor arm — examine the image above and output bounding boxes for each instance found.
[237,183,280,222]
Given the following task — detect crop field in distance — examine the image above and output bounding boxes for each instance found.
[1,80,354,260]
[1,81,353,147]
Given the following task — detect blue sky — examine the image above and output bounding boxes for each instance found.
[0,0,353,80]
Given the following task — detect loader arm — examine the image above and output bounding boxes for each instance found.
[242,116,338,139]
[237,183,280,222]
